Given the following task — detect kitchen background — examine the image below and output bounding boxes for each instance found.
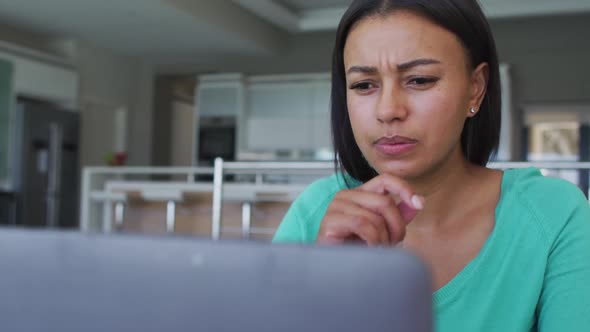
[0,0,589,235]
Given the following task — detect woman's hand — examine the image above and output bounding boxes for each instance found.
[317,174,424,247]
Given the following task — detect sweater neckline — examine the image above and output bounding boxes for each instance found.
[432,167,520,307]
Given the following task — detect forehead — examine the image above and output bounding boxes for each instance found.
[344,11,467,67]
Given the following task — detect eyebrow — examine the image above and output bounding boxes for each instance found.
[346,58,441,75]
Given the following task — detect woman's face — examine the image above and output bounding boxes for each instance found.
[344,11,488,180]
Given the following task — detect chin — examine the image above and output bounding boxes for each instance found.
[372,160,425,180]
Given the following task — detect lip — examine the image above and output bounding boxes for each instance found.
[374,135,418,156]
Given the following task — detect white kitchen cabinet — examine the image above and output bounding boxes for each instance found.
[246,117,312,150]
[248,81,312,118]
[196,74,244,118]
[195,73,332,154]
[246,81,313,150]
[244,74,331,151]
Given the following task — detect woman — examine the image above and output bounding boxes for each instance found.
[273,0,590,331]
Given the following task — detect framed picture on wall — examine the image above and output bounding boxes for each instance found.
[528,121,580,185]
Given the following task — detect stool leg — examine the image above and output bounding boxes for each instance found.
[241,202,252,240]
[211,158,224,240]
[114,202,125,231]
[166,200,176,233]
[102,201,112,233]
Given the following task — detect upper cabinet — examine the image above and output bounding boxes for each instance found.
[0,51,78,106]
[196,74,244,118]
[195,72,333,156]
[244,74,331,151]
[246,79,314,150]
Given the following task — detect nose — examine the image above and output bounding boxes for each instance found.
[376,84,409,123]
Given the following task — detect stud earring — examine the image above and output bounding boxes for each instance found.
[469,107,477,114]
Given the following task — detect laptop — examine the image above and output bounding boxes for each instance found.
[0,228,432,332]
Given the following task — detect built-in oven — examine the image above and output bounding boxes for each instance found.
[197,116,236,167]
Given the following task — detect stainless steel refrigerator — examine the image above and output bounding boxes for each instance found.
[13,98,79,228]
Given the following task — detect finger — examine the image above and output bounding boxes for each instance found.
[319,228,363,246]
[336,190,407,244]
[359,174,425,211]
[329,198,390,245]
[335,191,399,243]
[397,200,419,223]
[320,213,382,246]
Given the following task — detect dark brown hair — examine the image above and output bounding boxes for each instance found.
[331,0,501,183]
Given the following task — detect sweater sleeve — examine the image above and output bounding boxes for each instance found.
[272,206,305,243]
[272,174,347,244]
[537,188,590,331]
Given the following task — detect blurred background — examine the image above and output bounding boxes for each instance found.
[0,0,588,239]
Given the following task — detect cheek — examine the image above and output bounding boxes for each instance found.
[347,95,376,143]
[412,89,468,139]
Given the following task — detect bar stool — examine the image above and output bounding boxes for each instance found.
[141,189,183,234]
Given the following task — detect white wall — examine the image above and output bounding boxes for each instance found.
[491,14,590,104]
[160,31,334,75]
[74,42,154,167]
[129,60,155,166]
[170,100,195,166]
[79,103,124,166]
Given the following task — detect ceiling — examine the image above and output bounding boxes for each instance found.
[0,0,286,64]
[0,0,587,67]
[277,0,351,12]
[236,0,590,32]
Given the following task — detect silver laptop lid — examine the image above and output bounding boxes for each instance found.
[0,229,432,332]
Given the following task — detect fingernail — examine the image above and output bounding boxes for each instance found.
[411,195,425,210]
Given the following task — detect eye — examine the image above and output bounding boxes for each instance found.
[349,81,375,91]
[407,77,439,87]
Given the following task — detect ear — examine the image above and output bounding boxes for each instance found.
[467,62,489,117]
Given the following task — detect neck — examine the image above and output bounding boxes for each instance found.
[406,150,483,229]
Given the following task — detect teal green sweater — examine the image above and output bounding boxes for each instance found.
[273,168,590,331]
